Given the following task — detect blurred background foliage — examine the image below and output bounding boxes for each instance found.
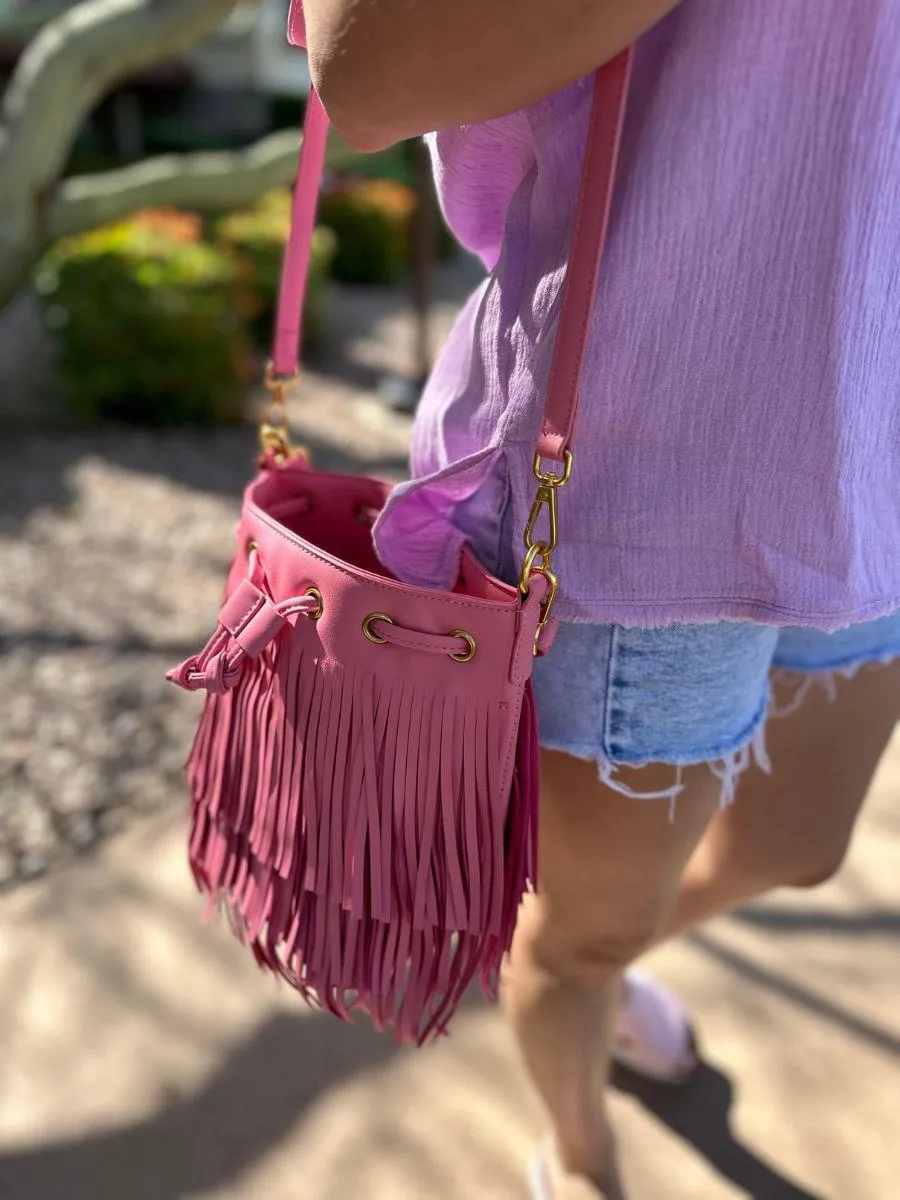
[0,0,460,428]
[32,132,457,426]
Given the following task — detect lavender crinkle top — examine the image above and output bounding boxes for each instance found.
[375,0,900,630]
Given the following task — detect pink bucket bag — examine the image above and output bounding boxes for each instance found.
[168,25,632,1043]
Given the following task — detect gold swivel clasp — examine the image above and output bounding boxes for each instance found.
[518,449,573,652]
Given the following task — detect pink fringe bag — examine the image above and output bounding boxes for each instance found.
[168,26,632,1043]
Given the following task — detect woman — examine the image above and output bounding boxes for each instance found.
[301,2,900,1196]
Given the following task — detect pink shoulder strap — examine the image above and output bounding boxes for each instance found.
[537,51,632,462]
[271,88,329,381]
[272,50,632,466]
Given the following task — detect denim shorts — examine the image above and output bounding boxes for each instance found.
[532,614,900,800]
[462,489,900,803]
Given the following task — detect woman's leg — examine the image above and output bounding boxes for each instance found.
[660,659,900,940]
[503,751,720,1193]
[505,661,900,1189]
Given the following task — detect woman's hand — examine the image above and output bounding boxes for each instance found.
[302,0,678,151]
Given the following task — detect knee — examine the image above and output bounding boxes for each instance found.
[529,915,660,991]
[726,837,851,894]
[787,843,850,890]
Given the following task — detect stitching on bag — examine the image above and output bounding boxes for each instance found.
[543,60,626,451]
[552,68,623,446]
[247,498,515,617]
[500,679,526,796]
[377,629,463,653]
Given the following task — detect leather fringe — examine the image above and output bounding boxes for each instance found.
[184,630,536,1044]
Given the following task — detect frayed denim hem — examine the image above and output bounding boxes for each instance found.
[538,644,900,819]
[771,644,900,717]
[538,716,771,821]
[532,624,900,820]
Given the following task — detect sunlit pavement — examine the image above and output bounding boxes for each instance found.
[1,730,898,1200]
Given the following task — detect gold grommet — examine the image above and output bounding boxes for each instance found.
[363,612,393,644]
[306,587,324,620]
[246,539,259,554]
[448,629,477,664]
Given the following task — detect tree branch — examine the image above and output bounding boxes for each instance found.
[0,0,245,196]
[43,128,300,240]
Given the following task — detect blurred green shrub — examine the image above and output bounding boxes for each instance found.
[318,178,418,285]
[214,190,336,348]
[324,143,459,265]
[35,210,253,425]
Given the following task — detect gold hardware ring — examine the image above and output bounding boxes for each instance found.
[448,630,477,664]
[259,361,303,464]
[264,361,301,390]
[362,612,393,644]
[533,449,573,487]
[518,541,553,594]
[306,587,324,620]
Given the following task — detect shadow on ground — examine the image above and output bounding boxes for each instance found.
[731,903,900,938]
[0,879,892,1200]
[690,926,900,1059]
[0,420,409,535]
[0,1014,828,1200]
[612,1061,824,1200]
[0,1012,399,1200]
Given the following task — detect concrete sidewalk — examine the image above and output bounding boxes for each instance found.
[1,738,899,1200]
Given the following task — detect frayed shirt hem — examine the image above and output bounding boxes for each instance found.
[551,594,900,634]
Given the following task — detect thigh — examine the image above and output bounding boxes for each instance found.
[526,618,781,969]
[696,653,900,891]
[530,750,721,977]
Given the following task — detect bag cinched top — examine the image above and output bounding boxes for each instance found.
[168,18,632,1044]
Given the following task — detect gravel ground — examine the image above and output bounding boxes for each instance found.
[0,260,479,888]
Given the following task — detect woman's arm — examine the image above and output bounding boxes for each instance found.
[303,0,677,151]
